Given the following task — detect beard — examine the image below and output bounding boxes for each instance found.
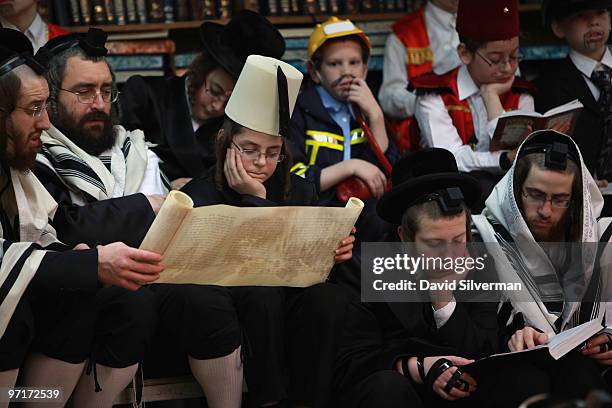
[52,103,117,156]
[0,119,40,172]
[525,211,570,242]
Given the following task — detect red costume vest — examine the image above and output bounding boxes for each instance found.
[411,67,535,146]
[389,8,434,152]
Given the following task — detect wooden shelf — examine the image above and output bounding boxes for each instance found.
[518,4,542,12]
[63,12,406,33]
[63,5,542,34]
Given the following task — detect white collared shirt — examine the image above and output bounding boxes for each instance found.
[378,2,461,119]
[0,13,47,53]
[569,47,612,101]
[415,65,535,173]
[433,299,456,328]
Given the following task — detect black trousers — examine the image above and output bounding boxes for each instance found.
[285,283,349,408]
[90,286,157,368]
[148,284,283,405]
[148,282,349,407]
[0,297,35,370]
[0,286,156,371]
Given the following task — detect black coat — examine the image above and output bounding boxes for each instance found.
[182,169,318,208]
[120,75,223,181]
[333,231,499,394]
[535,58,605,177]
[33,162,155,248]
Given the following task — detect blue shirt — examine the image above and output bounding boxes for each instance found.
[316,85,354,161]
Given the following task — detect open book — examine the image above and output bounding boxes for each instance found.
[140,191,364,287]
[464,318,603,376]
[490,99,583,151]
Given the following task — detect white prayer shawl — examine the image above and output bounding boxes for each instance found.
[0,168,60,338]
[37,124,149,205]
[472,132,605,335]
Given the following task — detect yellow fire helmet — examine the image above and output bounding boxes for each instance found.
[307,17,371,59]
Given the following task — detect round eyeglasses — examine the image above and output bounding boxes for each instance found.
[232,141,285,163]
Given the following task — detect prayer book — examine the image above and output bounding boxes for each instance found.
[140,191,363,287]
[465,318,604,376]
[490,99,583,151]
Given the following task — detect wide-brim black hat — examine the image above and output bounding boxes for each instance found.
[200,10,285,79]
[377,148,481,225]
[542,0,612,25]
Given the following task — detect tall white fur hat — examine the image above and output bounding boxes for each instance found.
[225,54,303,137]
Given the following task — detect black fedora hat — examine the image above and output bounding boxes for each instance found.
[377,148,481,225]
[200,10,285,79]
[542,0,612,25]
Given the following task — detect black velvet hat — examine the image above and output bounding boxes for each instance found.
[542,0,612,25]
[200,10,285,78]
[0,28,48,76]
[40,27,108,57]
[377,148,481,225]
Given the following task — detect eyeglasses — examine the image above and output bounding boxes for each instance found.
[232,141,285,163]
[522,189,571,208]
[15,102,49,118]
[476,50,522,69]
[204,79,231,104]
[60,88,119,104]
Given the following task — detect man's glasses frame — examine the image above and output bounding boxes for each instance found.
[60,88,120,104]
[522,189,571,209]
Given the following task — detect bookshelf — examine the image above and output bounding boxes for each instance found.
[63,12,408,33]
[64,4,542,33]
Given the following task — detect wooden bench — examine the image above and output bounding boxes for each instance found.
[113,375,204,405]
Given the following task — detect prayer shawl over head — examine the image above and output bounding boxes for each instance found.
[472,131,607,335]
[0,167,60,338]
[36,124,152,205]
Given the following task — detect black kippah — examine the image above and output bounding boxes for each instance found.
[42,28,108,58]
[80,28,108,57]
[408,187,465,216]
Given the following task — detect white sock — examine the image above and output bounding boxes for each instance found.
[0,369,19,408]
[71,363,138,408]
[21,352,85,408]
[189,346,243,408]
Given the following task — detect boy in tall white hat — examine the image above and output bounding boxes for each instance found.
[152,55,355,408]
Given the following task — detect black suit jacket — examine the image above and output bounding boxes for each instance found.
[120,75,223,181]
[332,231,498,393]
[535,57,604,176]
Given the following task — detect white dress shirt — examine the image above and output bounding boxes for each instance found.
[378,2,461,119]
[0,13,47,53]
[138,149,168,196]
[415,65,535,173]
[433,299,456,328]
[569,47,612,101]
